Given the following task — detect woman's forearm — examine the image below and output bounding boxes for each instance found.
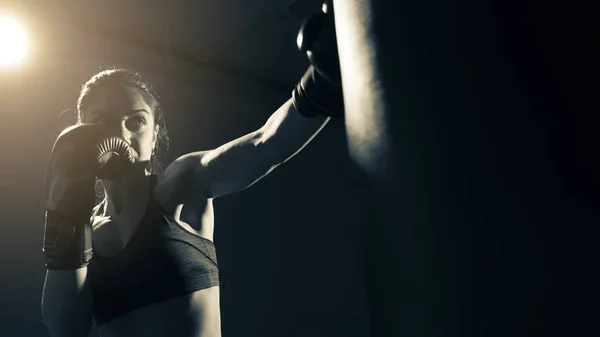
[42,268,93,337]
[258,98,330,165]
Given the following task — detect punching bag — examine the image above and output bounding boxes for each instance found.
[333,1,595,336]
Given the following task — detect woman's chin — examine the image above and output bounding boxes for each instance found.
[99,161,149,182]
[128,161,151,175]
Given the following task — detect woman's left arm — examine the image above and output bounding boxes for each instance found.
[174,4,340,199]
[177,98,330,199]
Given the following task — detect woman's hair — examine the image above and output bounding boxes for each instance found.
[76,68,170,174]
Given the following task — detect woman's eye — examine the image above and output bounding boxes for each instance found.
[128,117,146,128]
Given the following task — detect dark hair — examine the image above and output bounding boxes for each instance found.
[76,68,169,173]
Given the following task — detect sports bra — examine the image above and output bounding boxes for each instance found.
[87,175,219,326]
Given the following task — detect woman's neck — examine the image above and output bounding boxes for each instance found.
[101,169,150,216]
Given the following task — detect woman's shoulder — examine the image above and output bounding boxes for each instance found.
[153,153,207,209]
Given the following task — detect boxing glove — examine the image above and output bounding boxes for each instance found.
[292,1,344,118]
[42,123,133,269]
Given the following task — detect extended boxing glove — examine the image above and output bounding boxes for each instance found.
[43,123,133,269]
[292,1,344,118]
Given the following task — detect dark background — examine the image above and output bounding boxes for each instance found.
[1,0,368,336]
[0,0,596,336]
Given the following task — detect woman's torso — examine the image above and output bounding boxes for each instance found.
[89,174,221,337]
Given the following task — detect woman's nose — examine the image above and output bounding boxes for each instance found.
[105,122,132,144]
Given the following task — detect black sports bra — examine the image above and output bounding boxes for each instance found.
[87,175,219,326]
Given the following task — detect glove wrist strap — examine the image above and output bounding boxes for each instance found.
[292,66,344,118]
[43,210,93,270]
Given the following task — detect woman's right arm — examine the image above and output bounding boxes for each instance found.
[42,268,93,337]
[41,124,112,337]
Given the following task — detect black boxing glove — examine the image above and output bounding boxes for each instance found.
[43,124,133,269]
[292,2,344,118]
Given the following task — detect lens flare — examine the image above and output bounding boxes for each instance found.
[0,15,28,66]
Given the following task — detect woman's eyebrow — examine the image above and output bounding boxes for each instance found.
[89,109,149,116]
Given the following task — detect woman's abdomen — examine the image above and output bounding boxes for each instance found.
[98,286,221,337]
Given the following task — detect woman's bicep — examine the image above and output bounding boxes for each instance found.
[176,131,277,199]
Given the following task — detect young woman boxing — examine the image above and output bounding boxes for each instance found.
[41,4,341,337]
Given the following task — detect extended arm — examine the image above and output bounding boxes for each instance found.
[172,3,342,199]
[179,99,329,198]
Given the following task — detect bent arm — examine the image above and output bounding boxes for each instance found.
[42,268,93,337]
[179,98,329,199]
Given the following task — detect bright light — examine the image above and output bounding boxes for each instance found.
[0,15,28,66]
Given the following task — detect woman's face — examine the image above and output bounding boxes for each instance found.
[81,86,158,164]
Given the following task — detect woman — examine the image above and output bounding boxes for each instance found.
[41,6,341,337]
